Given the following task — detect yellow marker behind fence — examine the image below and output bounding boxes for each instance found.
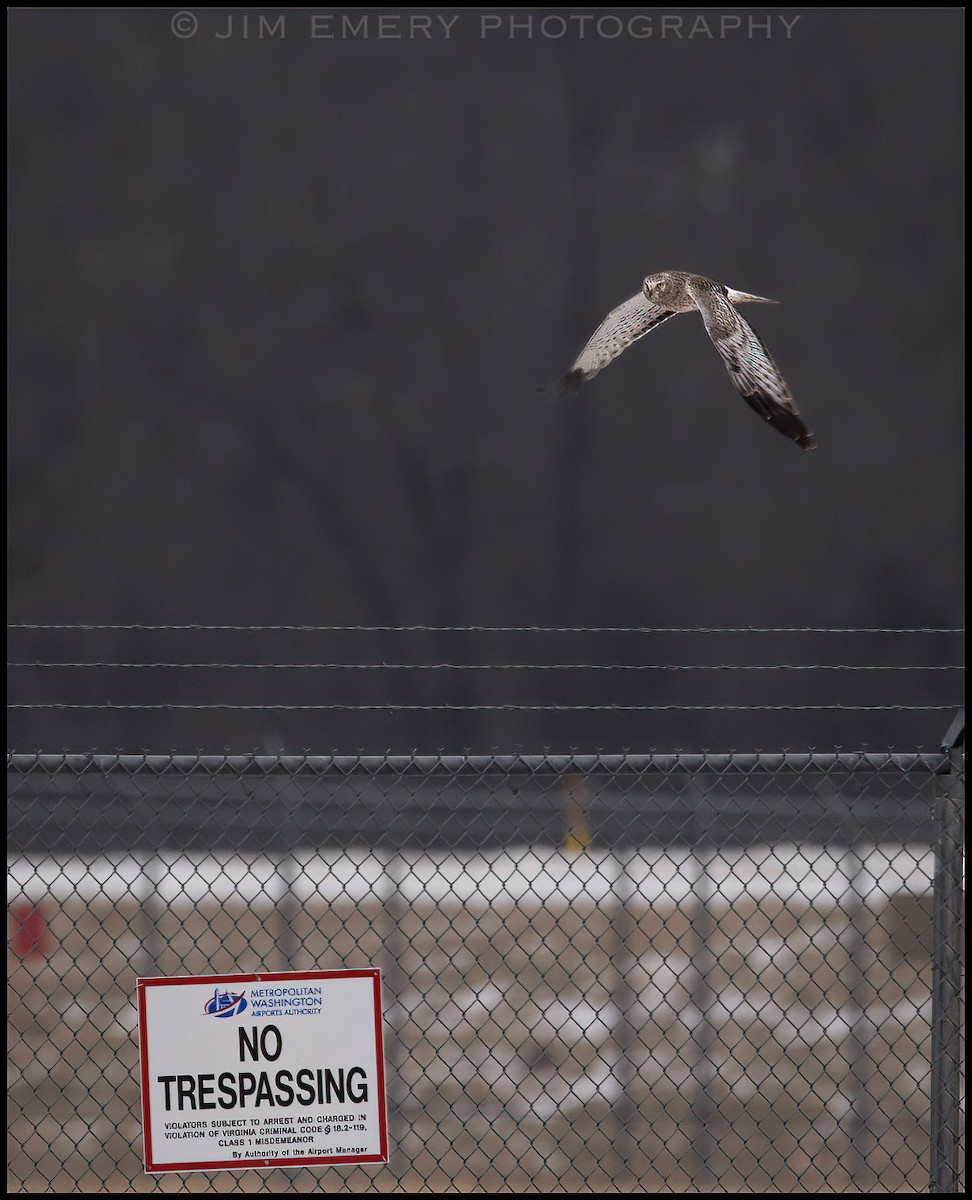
[562,774,591,855]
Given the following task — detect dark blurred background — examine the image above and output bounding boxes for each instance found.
[7,8,964,754]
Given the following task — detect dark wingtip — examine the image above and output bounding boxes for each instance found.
[785,420,816,450]
[775,418,816,450]
[534,369,585,400]
[790,423,817,450]
[744,393,816,450]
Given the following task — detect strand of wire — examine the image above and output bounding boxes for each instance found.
[6,623,965,635]
[8,702,957,712]
[7,661,963,672]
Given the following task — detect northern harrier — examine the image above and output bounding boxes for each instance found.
[539,270,815,449]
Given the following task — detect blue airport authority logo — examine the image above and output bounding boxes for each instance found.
[203,987,248,1018]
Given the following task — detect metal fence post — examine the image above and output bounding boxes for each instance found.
[276,852,301,972]
[688,839,718,1189]
[609,848,638,1181]
[139,851,165,978]
[840,842,878,1190]
[381,848,410,1182]
[930,711,965,1194]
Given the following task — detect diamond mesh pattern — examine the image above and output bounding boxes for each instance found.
[7,751,965,1192]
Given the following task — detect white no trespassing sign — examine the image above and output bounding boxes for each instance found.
[137,969,388,1173]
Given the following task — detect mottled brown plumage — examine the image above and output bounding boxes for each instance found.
[539,270,815,450]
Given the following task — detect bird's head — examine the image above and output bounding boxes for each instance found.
[643,273,674,305]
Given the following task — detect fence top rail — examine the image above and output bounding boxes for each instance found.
[5,750,952,776]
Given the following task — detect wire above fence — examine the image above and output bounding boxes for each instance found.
[6,623,966,634]
[8,625,963,717]
[7,661,963,671]
[8,702,959,712]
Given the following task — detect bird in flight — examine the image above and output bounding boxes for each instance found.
[539,270,815,449]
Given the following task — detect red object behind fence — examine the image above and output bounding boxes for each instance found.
[9,900,50,958]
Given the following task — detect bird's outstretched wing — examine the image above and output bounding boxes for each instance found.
[689,282,815,450]
[536,292,675,398]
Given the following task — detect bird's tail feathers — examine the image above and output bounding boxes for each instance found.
[726,288,779,305]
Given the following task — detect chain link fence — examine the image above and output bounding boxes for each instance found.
[7,739,965,1192]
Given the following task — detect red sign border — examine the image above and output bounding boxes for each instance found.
[136,968,388,1174]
